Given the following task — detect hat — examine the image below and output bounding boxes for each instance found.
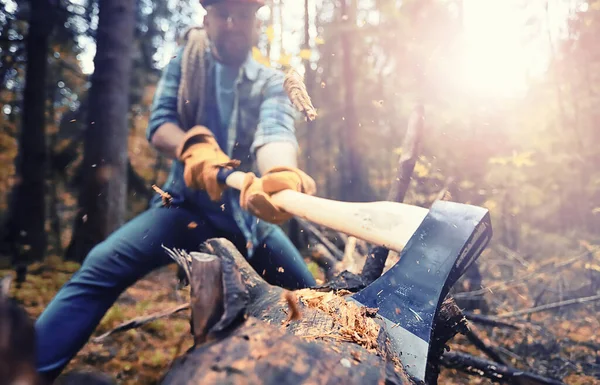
[200,0,265,6]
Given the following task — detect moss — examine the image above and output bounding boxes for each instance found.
[97,305,127,333]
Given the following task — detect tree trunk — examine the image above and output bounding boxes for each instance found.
[338,0,371,202]
[2,0,53,280]
[159,239,466,385]
[65,0,136,262]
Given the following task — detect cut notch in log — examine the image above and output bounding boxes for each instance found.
[162,246,249,344]
[189,253,224,344]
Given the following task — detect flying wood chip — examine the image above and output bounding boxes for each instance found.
[284,69,317,121]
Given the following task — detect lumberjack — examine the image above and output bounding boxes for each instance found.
[33,0,319,382]
[31,0,494,382]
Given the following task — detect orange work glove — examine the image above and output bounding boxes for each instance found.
[239,166,316,224]
[175,125,240,201]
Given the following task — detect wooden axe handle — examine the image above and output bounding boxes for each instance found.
[224,171,428,253]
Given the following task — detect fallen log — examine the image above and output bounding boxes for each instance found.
[158,238,465,385]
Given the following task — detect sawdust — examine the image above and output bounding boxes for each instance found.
[294,289,381,352]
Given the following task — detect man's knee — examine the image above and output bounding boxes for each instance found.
[72,240,139,293]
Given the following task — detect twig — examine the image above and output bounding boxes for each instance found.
[464,325,507,365]
[497,293,600,318]
[454,251,591,298]
[296,218,344,261]
[308,242,338,281]
[92,303,190,343]
[441,351,566,385]
[343,236,357,261]
[435,177,454,202]
[463,311,522,330]
[497,244,529,268]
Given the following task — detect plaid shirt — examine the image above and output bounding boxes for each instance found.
[146,46,300,257]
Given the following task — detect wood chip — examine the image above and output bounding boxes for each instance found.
[294,289,381,351]
[152,184,173,207]
[281,290,302,326]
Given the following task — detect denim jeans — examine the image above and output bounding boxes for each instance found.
[34,206,315,381]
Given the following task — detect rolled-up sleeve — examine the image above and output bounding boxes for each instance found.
[250,71,300,155]
[146,47,183,142]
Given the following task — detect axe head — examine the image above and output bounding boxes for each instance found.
[349,200,492,382]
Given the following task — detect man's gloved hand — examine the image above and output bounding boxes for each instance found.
[175,125,240,201]
[239,166,316,224]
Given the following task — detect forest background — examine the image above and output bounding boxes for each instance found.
[0,0,599,384]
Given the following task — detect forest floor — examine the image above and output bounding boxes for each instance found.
[2,243,599,385]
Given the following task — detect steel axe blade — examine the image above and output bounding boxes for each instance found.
[349,200,493,382]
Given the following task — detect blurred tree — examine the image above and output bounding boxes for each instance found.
[2,0,56,281]
[65,0,136,262]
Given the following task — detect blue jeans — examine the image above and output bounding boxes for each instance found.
[34,206,315,381]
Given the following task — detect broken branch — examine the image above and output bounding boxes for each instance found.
[441,351,566,385]
[296,218,344,261]
[497,293,600,318]
[92,303,190,343]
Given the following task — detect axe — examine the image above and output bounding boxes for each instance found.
[219,169,493,382]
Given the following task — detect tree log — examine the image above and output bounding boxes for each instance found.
[159,239,422,385]
[158,238,468,385]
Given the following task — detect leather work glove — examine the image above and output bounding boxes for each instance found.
[239,166,317,224]
[176,125,240,201]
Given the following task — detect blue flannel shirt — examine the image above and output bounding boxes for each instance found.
[146,45,300,258]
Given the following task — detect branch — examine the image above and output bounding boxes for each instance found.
[91,303,190,343]
[464,325,507,365]
[441,351,566,385]
[295,218,344,261]
[497,293,600,319]
[307,242,338,281]
[454,251,591,299]
[463,312,521,330]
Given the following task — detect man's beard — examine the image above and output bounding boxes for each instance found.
[212,34,251,66]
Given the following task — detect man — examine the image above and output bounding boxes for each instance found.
[34,0,317,381]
